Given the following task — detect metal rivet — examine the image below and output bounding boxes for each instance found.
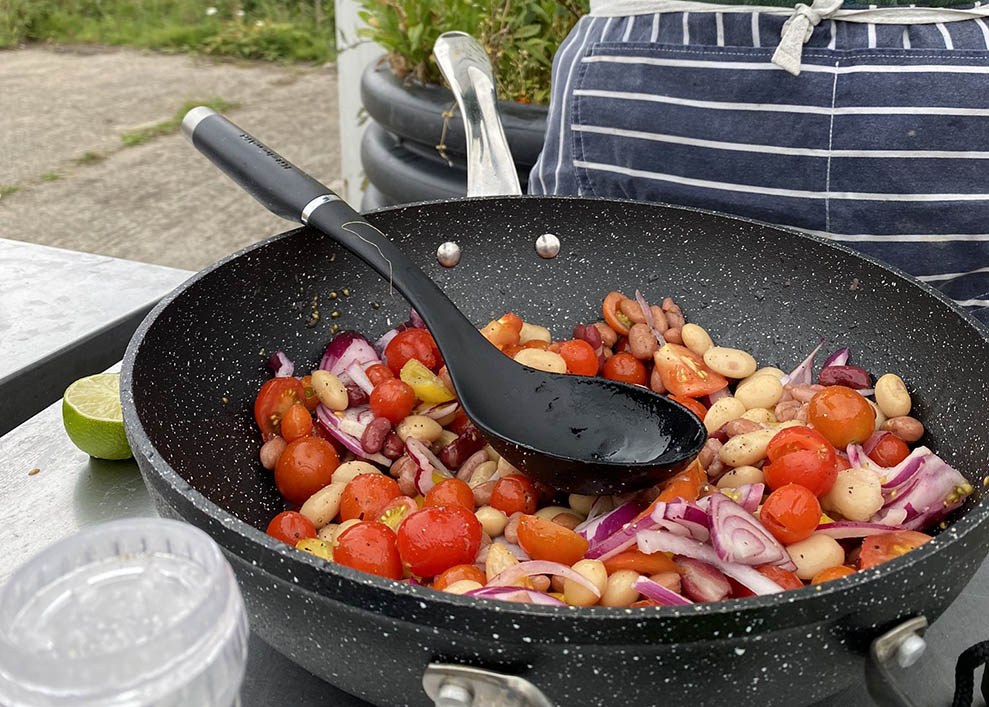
[436,241,461,267]
[535,233,560,259]
[895,634,926,668]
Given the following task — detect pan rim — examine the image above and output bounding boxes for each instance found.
[121,194,989,631]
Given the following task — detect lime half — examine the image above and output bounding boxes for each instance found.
[62,373,132,460]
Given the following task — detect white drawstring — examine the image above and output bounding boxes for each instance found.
[772,0,844,75]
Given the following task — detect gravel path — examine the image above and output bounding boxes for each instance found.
[0,46,341,271]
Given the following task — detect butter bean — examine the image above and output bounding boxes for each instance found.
[741,407,776,424]
[716,465,764,489]
[467,460,497,488]
[300,482,347,529]
[475,505,509,538]
[600,569,641,607]
[395,414,443,443]
[735,375,783,411]
[787,534,846,580]
[681,323,713,356]
[883,416,925,443]
[316,524,338,543]
[484,542,519,582]
[703,397,746,434]
[875,373,912,418]
[332,460,380,485]
[738,367,786,390]
[513,348,567,373]
[329,519,361,546]
[718,428,777,467]
[519,322,551,344]
[867,399,886,430]
[310,370,348,411]
[703,346,757,379]
[443,580,483,595]
[822,468,883,522]
[564,559,608,607]
[628,323,658,360]
[568,494,595,517]
[535,505,572,521]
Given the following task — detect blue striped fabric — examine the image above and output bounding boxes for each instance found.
[529,8,989,323]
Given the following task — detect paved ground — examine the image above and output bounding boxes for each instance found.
[0,46,341,271]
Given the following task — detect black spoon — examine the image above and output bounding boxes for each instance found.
[180,108,706,494]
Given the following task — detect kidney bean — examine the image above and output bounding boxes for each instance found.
[628,323,658,360]
[788,383,825,403]
[389,454,415,480]
[345,383,368,407]
[619,298,647,324]
[472,480,496,507]
[883,416,925,443]
[361,417,392,454]
[381,431,405,459]
[649,305,669,332]
[573,323,603,350]
[456,450,489,481]
[593,322,618,348]
[697,438,723,471]
[439,423,486,469]
[664,327,683,345]
[818,365,872,389]
[649,366,666,394]
[725,419,761,437]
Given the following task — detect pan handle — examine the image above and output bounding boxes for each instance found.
[433,32,523,199]
[422,663,554,707]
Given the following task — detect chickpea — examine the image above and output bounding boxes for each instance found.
[395,415,443,443]
[332,460,380,485]
[310,370,348,411]
[822,468,883,522]
[680,323,714,356]
[787,534,846,580]
[716,465,765,489]
[600,569,641,607]
[703,397,747,434]
[564,559,608,607]
[703,346,757,379]
[299,482,347,529]
[475,505,509,537]
[443,580,483,595]
[875,374,912,418]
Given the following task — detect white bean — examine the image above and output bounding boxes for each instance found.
[704,397,747,434]
[735,375,783,411]
[716,465,765,489]
[787,534,846,580]
[310,370,348,411]
[718,428,777,467]
[703,346,757,379]
[467,461,497,488]
[485,542,519,583]
[564,559,608,607]
[867,399,887,431]
[737,367,786,390]
[534,505,573,521]
[329,518,361,546]
[260,436,287,470]
[519,322,552,344]
[299,482,347,529]
[513,348,567,373]
[875,373,912,418]
[822,468,884,522]
[332,460,380,485]
[600,569,641,607]
[395,415,443,443]
[741,407,776,424]
[316,523,339,543]
[568,494,596,517]
[681,323,714,356]
[443,579,483,595]
[475,505,509,538]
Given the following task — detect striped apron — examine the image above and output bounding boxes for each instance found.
[529,0,989,323]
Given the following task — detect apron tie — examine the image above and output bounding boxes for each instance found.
[771,0,844,75]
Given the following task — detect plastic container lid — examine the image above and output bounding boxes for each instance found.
[0,518,249,707]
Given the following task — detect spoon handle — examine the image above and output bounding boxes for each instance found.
[181,107,493,362]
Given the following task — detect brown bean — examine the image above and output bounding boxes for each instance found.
[649,367,667,394]
[504,512,523,544]
[774,400,803,422]
[397,462,418,497]
[439,423,486,469]
[795,402,809,423]
[389,454,415,479]
[628,323,658,360]
[649,571,682,594]
[649,305,669,332]
[472,480,496,507]
[725,419,761,438]
[788,383,825,403]
[664,327,683,345]
[707,458,726,479]
[883,416,925,443]
[531,575,551,592]
[665,310,685,329]
[345,383,368,407]
[573,323,603,350]
[361,417,392,454]
[381,431,405,459]
[456,449,489,481]
[619,298,647,324]
[551,575,566,593]
[698,438,722,471]
[661,297,681,315]
[260,436,287,470]
[593,322,618,348]
[551,512,581,531]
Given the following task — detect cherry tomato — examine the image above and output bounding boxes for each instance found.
[365,364,394,387]
[868,433,911,467]
[558,339,599,376]
[449,409,472,436]
[759,484,821,545]
[479,319,521,349]
[602,291,632,336]
[334,521,403,579]
[254,377,305,439]
[859,530,932,569]
[836,454,852,472]
[807,385,875,449]
[433,563,486,591]
[653,343,728,398]
[369,379,416,424]
[602,550,679,576]
[811,565,856,584]
[497,312,524,334]
[300,375,320,412]
[489,474,538,516]
[274,437,339,504]
[764,426,838,497]
[669,394,708,420]
[266,511,316,545]
[340,473,402,521]
[397,505,482,577]
[385,329,442,375]
[730,565,804,597]
[603,352,647,386]
[523,339,549,350]
[280,403,313,443]
[424,478,475,511]
[517,515,589,566]
[502,344,524,358]
[656,459,706,503]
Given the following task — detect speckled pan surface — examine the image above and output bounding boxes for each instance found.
[121,196,989,707]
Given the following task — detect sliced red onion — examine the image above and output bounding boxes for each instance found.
[464,586,565,606]
[406,437,453,494]
[418,401,459,420]
[636,530,784,595]
[882,454,973,530]
[634,289,666,346]
[780,338,824,386]
[872,507,908,526]
[407,576,422,586]
[315,405,389,465]
[320,331,380,377]
[267,350,294,378]
[336,405,376,438]
[576,500,646,548]
[374,310,428,355]
[709,494,794,569]
[816,521,903,538]
[346,362,375,395]
[676,556,731,603]
[736,484,766,513]
[865,445,933,489]
[585,503,664,561]
[489,560,601,597]
[409,308,427,329]
[846,443,884,475]
[858,387,875,397]
[663,501,711,542]
[822,347,849,368]
[632,576,693,606]
[406,436,452,477]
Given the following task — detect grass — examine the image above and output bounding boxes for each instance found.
[1,0,336,63]
[120,97,238,147]
[41,172,60,182]
[0,185,20,198]
[75,151,105,165]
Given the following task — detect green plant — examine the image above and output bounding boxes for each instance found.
[358,0,587,105]
[120,97,238,147]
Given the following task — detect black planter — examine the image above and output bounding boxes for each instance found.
[359,58,547,208]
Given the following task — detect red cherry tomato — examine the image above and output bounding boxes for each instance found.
[340,473,402,521]
[369,379,416,424]
[266,511,316,545]
[385,329,442,375]
[811,566,856,584]
[424,478,475,511]
[280,403,313,443]
[449,409,472,436]
[497,312,524,334]
[300,375,320,412]
[602,550,679,576]
[603,352,647,386]
[759,484,821,545]
[836,454,852,472]
[602,292,632,336]
[334,521,403,579]
[397,505,482,577]
[653,343,728,398]
[254,377,305,439]
[730,565,804,597]
[764,426,838,497]
[558,339,599,376]
[274,437,339,504]
[807,386,875,449]
[859,530,932,569]
[868,433,911,467]
[517,515,589,566]
[654,459,707,503]
[489,474,538,516]
[432,564,486,591]
[669,394,708,420]
[365,364,394,387]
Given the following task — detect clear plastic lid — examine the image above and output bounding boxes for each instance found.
[0,518,249,707]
